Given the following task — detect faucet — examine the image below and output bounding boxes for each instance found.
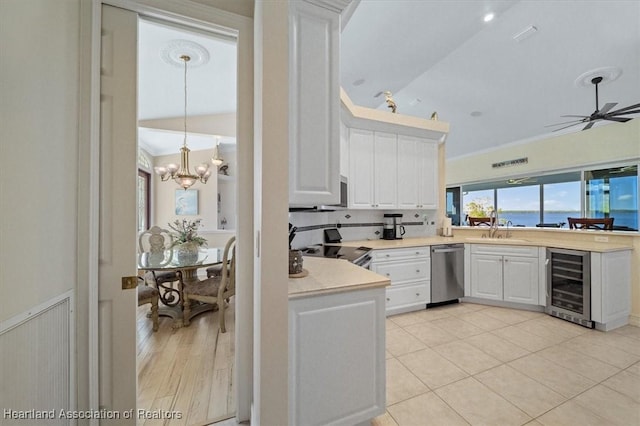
[488,210,499,238]
[505,220,513,239]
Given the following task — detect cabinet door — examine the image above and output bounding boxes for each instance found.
[470,254,503,300]
[503,256,539,305]
[396,135,419,209]
[348,128,375,208]
[289,288,386,425]
[373,132,397,208]
[289,1,340,206]
[417,140,439,209]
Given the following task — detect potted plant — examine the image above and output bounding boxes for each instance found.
[168,219,207,263]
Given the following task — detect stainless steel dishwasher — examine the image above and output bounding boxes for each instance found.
[430,244,465,304]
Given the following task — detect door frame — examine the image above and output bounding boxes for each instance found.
[82,0,254,421]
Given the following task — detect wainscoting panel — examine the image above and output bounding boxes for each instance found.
[0,291,74,425]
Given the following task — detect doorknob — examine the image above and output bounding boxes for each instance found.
[121,276,138,290]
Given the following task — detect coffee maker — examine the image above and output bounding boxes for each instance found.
[383,213,405,240]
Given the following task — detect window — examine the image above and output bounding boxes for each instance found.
[585,165,638,230]
[497,185,540,227]
[446,187,461,225]
[462,189,494,224]
[454,165,638,230]
[543,181,581,226]
[138,169,150,232]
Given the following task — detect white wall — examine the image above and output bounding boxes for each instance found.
[153,148,219,230]
[446,120,640,186]
[289,209,438,248]
[218,144,237,230]
[0,0,80,322]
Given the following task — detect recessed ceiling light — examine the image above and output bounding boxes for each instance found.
[483,13,494,23]
[353,78,365,86]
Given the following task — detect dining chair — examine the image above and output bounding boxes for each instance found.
[137,282,159,332]
[567,217,614,230]
[138,226,181,307]
[467,216,495,227]
[182,236,236,332]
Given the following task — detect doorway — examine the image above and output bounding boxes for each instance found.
[136,16,239,424]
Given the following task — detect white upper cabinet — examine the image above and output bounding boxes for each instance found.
[349,128,375,208]
[373,132,398,209]
[397,135,438,209]
[289,1,341,206]
[348,129,398,209]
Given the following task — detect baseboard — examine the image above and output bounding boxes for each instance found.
[629,314,640,327]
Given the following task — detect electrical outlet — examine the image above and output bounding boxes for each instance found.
[595,236,609,242]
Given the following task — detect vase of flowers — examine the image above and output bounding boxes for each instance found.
[168,219,207,264]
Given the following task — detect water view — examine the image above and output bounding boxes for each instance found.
[497,211,638,230]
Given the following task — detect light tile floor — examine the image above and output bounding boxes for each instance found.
[375,302,640,426]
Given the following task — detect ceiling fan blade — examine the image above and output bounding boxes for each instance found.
[608,109,640,116]
[545,119,585,128]
[552,122,584,132]
[603,116,632,123]
[598,103,617,114]
[561,114,589,118]
[607,103,640,114]
[582,121,595,130]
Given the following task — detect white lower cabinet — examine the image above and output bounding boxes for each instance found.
[370,247,430,315]
[289,287,386,425]
[591,250,632,330]
[470,245,539,306]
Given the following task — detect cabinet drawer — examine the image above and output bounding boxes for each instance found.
[470,244,538,257]
[372,247,430,262]
[373,259,430,284]
[386,282,429,308]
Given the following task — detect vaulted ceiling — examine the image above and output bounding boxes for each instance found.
[340,0,640,159]
[138,1,640,159]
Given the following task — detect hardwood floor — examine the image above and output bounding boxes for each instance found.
[137,299,235,426]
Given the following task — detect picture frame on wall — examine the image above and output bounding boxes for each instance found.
[175,189,198,215]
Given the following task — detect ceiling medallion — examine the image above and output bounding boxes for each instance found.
[574,66,622,88]
[161,40,210,68]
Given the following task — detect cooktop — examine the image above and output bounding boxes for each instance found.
[301,245,371,264]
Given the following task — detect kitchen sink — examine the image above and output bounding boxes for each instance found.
[465,237,529,243]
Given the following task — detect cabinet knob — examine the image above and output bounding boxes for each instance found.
[386,254,390,258]
[416,251,420,255]
[386,273,390,277]
[386,298,390,302]
[416,269,420,273]
[416,293,420,296]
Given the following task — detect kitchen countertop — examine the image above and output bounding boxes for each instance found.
[288,257,390,299]
[337,235,634,253]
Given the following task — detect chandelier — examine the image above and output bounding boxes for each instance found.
[154,55,211,189]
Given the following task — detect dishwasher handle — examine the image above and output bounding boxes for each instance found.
[431,247,464,254]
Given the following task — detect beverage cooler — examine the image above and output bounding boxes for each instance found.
[546,248,593,328]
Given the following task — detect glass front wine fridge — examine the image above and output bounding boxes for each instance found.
[546,248,593,328]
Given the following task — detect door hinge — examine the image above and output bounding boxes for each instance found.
[121,276,138,290]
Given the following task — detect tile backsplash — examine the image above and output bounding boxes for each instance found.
[289,209,438,249]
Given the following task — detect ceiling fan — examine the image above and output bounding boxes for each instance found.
[547,76,640,132]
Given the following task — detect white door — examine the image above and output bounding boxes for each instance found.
[98,5,138,421]
[373,132,398,209]
[503,256,539,305]
[397,135,419,209]
[470,254,503,300]
[417,140,438,209]
[349,128,375,208]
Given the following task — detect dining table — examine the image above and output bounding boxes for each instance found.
[138,247,223,328]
